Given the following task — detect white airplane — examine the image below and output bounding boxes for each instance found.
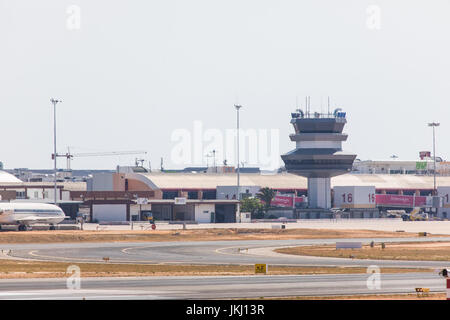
[0,202,66,231]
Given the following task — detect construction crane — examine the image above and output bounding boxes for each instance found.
[205,149,218,171]
[54,147,148,170]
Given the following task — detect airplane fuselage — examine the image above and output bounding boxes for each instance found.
[0,203,66,226]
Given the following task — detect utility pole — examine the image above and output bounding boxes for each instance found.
[235,104,242,222]
[428,122,440,194]
[51,98,62,205]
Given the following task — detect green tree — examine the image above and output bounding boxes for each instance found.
[240,197,265,219]
[256,187,276,212]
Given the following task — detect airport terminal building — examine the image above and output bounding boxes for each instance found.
[75,169,450,222]
[3,168,450,222]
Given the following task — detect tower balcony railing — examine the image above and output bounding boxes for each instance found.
[289,132,348,139]
[291,109,347,120]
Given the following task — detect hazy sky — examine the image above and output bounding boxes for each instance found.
[1,1,450,170]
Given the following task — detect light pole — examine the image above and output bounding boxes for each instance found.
[428,122,440,194]
[235,104,242,222]
[51,98,62,205]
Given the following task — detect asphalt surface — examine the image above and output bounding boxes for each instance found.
[0,273,446,299]
[69,220,450,235]
[3,237,450,269]
[2,237,450,299]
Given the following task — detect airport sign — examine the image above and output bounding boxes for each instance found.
[175,197,187,205]
[136,198,148,205]
[255,264,267,274]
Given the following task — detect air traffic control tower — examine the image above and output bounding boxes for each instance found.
[281,108,356,215]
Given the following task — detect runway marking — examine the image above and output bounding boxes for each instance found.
[23,249,298,267]
[28,250,107,262]
[122,244,252,258]
[215,245,290,258]
[121,245,176,255]
[10,238,450,269]
[22,250,213,266]
[121,247,135,254]
[0,289,176,300]
[215,246,249,256]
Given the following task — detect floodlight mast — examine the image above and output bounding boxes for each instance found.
[50,98,62,205]
[428,122,440,194]
[235,104,242,222]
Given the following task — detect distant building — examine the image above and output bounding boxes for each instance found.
[7,168,114,182]
[216,185,261,200]
[352,152,447,175]
[5,162,450,222]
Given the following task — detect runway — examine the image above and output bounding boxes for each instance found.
[3,237,450,269]
[0,273,446,299]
